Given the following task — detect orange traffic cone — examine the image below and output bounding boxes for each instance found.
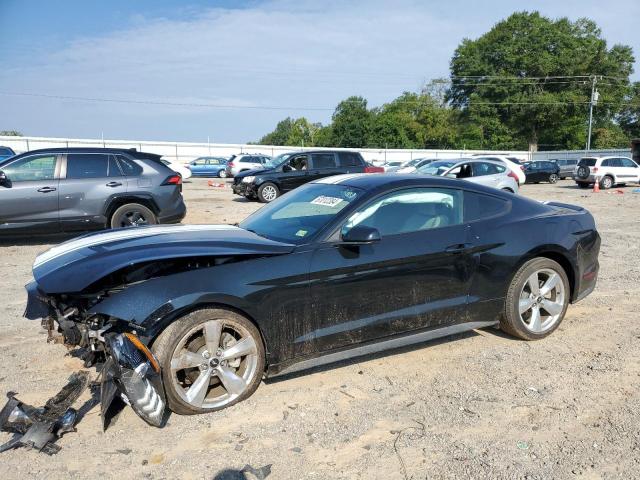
[593,178,600,193]
[207,179,214,187]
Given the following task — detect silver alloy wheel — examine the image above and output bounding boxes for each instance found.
[219,170,227,178]
[518,268,565,333]
[170,319,258,409]
[549,174,559,183]
[601,176,613,189]
[261,185,278,202]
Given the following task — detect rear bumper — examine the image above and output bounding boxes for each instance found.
[158,201,186,224]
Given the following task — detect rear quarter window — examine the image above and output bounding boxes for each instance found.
[116,155,143,176]
[339,152,364,167]
[464,191,510,222]
[578,158,597,167]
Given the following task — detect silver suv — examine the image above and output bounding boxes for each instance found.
[0,148,186,236]
[225,154,272,177]
[574,156,640,189]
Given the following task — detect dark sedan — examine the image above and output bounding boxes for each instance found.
[23,174,600,426]
[524,161,561,184]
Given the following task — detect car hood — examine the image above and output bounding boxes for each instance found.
[235,167,276,178]
[32,224,295,293]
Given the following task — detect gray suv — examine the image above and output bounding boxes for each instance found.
[0,148,186,236]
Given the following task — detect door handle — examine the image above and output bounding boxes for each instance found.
[37,187,56,193]
[445,243,471,254]
[106,181,123,187]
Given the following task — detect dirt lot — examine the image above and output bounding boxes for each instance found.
[0,178,639,479]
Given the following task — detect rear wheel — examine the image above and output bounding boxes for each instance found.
[257,182,279,203]
[600,176,613,189]
[218,169,227,178]
[548,173,559,184]
[152,308,265,415]
[110,203,157,228]
[500,258,569,340]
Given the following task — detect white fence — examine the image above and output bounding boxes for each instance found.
[0,135,529,164]
[0,135,632,164]
[531,149,632,161]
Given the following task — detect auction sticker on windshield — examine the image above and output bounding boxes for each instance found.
[310,196,344,207]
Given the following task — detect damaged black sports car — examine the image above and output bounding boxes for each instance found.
[23,174,600,425]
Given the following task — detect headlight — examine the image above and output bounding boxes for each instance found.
[242,176,255,183]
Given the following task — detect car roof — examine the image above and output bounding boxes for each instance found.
[9,147,161,159]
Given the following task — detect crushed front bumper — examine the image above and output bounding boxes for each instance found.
[232,182,257,197]
[24,281,51,320]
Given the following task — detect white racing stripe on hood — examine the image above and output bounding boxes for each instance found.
[34,224,240,268]
[315,173,366,185]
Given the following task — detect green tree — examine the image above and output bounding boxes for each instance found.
[331,96,372,148]
[619,82,640,139]
[0,130,22,136]
[258,117,321,146]
[448,11,635,151]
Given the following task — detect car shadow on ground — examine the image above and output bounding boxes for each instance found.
[265,326,519,385]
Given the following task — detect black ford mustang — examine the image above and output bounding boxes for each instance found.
[24,174,600,427]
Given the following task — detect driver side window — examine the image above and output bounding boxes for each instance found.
[3,154,57,182]
[342,188,463,238]
[288,155,308,171]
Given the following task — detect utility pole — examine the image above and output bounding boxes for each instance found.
[586,76,600,152]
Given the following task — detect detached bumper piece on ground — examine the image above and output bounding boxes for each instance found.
[0,371,89,455]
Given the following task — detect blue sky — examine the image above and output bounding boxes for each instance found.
[1,0,638,143]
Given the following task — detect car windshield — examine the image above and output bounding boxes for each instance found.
[267,153,293,168]
[240,183,364,244]
[418,161,456,175]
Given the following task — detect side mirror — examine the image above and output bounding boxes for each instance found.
[340,225,381,244]
[0,171,7,186]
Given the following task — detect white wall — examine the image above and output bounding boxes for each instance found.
[0,135,529,164]
[530,148,632,161]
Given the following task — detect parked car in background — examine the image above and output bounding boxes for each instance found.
[524,161,561,184]
[471,155,526,185]
[418,158,519,193]
[574,156,640,189]
[396,158,436,173]
[0,146,15,162]
[552,158,578,179]
[226,154,272,177]
[24,174,600,422]
[188,157,228,177]
[0,148,186,235]
[382,161,404,172]
[161,159,192,180]
[232,150,381,202]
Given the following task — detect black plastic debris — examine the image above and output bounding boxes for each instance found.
[0,371,89,455]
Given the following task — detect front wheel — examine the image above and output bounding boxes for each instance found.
[257,182,280,203]
[548,174,559,184]
[110,203,157,228]
[500,258,569,340]
[600,176,613,190]
[152,309,265,415]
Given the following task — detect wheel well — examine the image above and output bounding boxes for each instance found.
[535,251,575,300]
[150,302,270,369]
[105,196,159,223]
[502,187,514,193]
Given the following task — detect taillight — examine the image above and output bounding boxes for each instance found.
[520,165,525,171]
[507,171,519,181]
[162,174,182,185]
[228,162,234,168]
[364,166,384,173]
[592,167,598,173]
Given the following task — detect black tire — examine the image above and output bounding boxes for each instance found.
[600,176,613,190]
[257,182,280,203]
[152,308,265,415]
[500,258,570,340]
[218,169,228,178]
[577,182,590,189]
[549,174,559,184]
[576,166,590,180]
[110,203,157,229]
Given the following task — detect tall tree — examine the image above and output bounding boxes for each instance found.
[331,96,372,148]
[448,11,635,151]
[619,82,640,140]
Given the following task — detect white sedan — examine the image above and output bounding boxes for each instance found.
[161,159,192,180]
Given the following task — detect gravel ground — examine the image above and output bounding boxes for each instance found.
[0,178,638,479]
